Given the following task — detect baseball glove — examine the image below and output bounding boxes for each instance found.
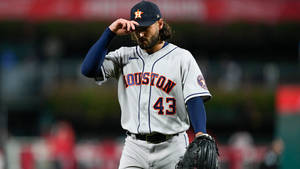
[176,134,219,169]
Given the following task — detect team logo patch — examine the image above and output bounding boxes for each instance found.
[134,9,144,19]
[197,75,207,89]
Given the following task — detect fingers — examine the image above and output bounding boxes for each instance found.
[110,18,140,35]
[130,21,139,31]
[118,19,135,32]
[121,22,126,29]
[126,20,139,32]
[126,22,131,32]
[130,22,136,31]
[131,20,139,26]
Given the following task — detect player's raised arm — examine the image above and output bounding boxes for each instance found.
[81,19,139,78]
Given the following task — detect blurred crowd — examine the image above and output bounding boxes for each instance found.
[0,36,293,103]
[5,121,122,169]
[1,121,284,169]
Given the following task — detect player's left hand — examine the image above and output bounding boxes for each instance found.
[176,133,219,169]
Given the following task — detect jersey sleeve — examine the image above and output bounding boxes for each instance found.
[95,47,124,85]
[181,51,211,103]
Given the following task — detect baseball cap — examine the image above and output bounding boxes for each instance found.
[130,1,162,27]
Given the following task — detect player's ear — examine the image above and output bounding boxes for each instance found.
[158,19,164,30]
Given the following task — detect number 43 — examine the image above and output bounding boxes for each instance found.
[153,97,176,115]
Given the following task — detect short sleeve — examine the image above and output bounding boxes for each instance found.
[95,48,123,85]
[181,51,211,103]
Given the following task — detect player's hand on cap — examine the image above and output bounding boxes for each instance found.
[109,18,139,36]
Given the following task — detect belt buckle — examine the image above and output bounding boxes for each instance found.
[145,133,155,142]
[146,133,164,144]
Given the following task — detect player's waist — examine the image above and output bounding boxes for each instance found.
[126,131,179,144]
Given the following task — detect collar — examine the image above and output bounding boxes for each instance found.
[162,41,169,48]
[137,43,176,62]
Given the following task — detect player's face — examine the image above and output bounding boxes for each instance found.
[134,21,161,50]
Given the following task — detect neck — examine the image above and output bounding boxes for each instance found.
[146,41,165,54]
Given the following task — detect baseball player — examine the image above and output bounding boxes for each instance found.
[81,1,214,169]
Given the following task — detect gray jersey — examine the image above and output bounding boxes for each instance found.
[96,43,211,134]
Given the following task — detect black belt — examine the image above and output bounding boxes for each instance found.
[127,131,178,144]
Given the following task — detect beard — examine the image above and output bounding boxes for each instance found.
[137,32,160,50]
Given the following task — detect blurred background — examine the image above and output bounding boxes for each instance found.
[0,0,300,169]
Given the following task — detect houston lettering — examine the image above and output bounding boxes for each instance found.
[123,72,176,94]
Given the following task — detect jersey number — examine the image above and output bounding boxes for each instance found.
[153,97,176,115]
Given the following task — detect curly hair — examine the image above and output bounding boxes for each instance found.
[159,21,173,41]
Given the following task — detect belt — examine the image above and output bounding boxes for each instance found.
[127,131,178,144]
